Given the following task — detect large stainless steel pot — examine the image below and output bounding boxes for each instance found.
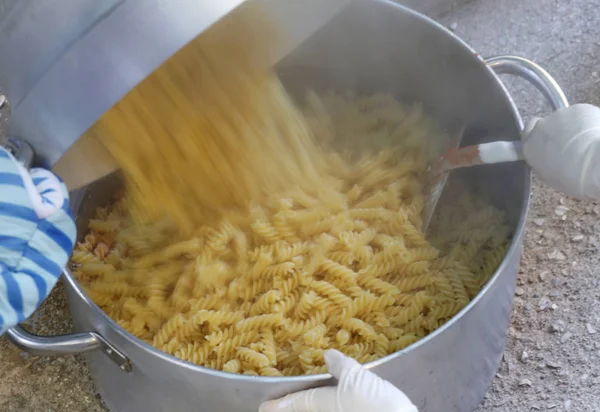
[6,1,568,411]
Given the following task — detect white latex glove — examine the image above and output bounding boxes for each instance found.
[259,350,418,412]
[522,103,600,201]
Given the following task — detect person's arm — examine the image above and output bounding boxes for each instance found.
[0,147,75,334]
[522,103,600,201]
[259,349,418,412]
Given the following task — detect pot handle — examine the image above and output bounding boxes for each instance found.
[6,325,132,372]
[486,55,569,111]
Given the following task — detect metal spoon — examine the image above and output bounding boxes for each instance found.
[422,138,523,232]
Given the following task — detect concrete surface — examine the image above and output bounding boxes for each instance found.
[1,0,599,411]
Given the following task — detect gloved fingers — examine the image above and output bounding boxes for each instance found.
[6,159,75,267]
[324,349,386,397]
[27,168,66,219]
[521,116,542,142]
[521,104,600,201]
[25,169,76,279]
[324,349,361,380]
[259,387,338,412]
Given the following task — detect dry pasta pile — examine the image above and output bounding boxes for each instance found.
[72,92,512,376]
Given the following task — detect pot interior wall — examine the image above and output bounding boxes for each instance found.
[278,0,527,228]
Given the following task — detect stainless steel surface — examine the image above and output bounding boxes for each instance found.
[0,0,350,169]
[422,55,569,231]
[6,1,545,411]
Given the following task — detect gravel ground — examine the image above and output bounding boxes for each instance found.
[440,1,600,411]
[0,0,599,411]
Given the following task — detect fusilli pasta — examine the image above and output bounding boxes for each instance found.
[73,92,511,376]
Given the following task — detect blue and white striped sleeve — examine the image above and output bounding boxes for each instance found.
[0,148,76,334]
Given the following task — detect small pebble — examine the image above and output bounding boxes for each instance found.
[548,289,560,297]
[448,21,458,31]
[551,279,560,287]
[506,360,515,374]
[564,399,572,410]
[551,304,558,311]
[539,297,551,310]
[555,206,569,216]
[546,361,561,369]
[547,250,566,260]
[515,287,525,296]
[539,271,549,281]
[533,218,545,226]
[518,378,533,387]
[572,235,584,242]
[560,332,573,343]
[520,351,529,362]
[587,323,597,334]
[547,404,556,410]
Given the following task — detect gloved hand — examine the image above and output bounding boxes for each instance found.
[522,103,600,201]
[0,147,76,334]
[259,350,418,412]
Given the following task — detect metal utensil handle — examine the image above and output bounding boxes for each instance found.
[441,140,525,172]
[486,55,569,112]
[6,325,132,372]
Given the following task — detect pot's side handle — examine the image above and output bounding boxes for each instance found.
[6,325,132,372]
[486,55,569,112]
[7,325,101,355]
